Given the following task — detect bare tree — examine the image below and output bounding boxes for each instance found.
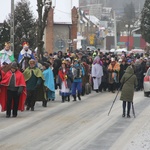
[36,0,52,59]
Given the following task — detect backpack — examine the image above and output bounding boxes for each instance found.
[72,65,82,79]
[85,83,91,94]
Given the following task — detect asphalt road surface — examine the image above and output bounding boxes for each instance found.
[0,90,150,150]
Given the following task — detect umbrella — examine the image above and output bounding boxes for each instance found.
[129,49,145,54]
[116,49,127,52]
[110,49,116,52]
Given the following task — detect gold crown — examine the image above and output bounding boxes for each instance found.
[5,42,11,47]
[22,42,29,47]
[62,60,66,64]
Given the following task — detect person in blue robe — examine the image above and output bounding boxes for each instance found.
[42,62,55,102]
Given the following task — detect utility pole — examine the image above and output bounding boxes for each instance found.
[10,0,14,53]
[113,10,117,50]
[104,0,107,6]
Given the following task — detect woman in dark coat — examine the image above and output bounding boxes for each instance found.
[120,66,137,118]
[134,60,143,91]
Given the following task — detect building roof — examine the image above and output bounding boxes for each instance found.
[53,0,78,24]
[131,27,141,35]
[85,15,100,25]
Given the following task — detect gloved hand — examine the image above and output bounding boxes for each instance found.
[45,87,49,91]
[92,76,96,79]
[34,84,40,90]
[18,91,22,96]
[20,68,24,72]
[18,86,23,96]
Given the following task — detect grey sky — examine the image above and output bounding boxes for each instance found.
[0,0,79,22]
[0,0,37,22]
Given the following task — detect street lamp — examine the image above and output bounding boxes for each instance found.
[125,24,133,50]
[125,24,133,36]
[109,10,117,50]
[84,22,89,38]
[113,10,117,50]
[10,0,14,52]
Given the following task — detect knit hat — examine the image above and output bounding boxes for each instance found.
[118,59,122,62]
[127,59,133,63]
[42,62,50,69]
[29,59,36,64]
[111,57,115,61]
[65,57,71,62]
[11,62,18,69]
[78,52,83,55]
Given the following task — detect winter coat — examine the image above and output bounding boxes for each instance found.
[82,62,90,86]
[135,64,143,80]
[119,63,128,81]
[120,66,137,102]
[108,62,120,84]
[58,67,73,89]
[101,65,108,83]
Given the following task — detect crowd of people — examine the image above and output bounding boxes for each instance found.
[0,41,149,118]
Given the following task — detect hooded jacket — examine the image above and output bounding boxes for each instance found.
[120,66,137,102]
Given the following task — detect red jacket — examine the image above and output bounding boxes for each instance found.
[0,70,26,112]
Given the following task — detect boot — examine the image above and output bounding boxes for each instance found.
[73,95,76,101]
[31,107,34,111]
[127,102,131,118]
[6,115,10,118]
[42,101,44,107]
[96,89,99,93]
[81,86,85,96]
[127,114,131,118]
[26,106,30,111]
[78,93,81,100]
[122,101,126,117]
[62,96,65,103]
[68,96,70,102]
[122,114,125,117]
[42,101,47,107]
[45,101,47,107]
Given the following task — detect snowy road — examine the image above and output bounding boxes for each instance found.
[0,90,150,150]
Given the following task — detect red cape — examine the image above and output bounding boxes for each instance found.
[0,70,27,112]
[58,69,67,81]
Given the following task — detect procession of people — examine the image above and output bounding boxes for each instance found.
[0,41,148,118]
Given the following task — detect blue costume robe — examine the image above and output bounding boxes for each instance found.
[18,49,34,70]
[43,68,55,100]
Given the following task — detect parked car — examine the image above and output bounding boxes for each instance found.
[143,67,150,97]
[86,46,96,51]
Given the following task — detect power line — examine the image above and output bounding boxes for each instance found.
[55,9,71,15]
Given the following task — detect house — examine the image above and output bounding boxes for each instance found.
[45,0,78,53]
[78,8,105,49]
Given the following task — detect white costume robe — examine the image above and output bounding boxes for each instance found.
[0,49,14,66]
[92,63,103,90]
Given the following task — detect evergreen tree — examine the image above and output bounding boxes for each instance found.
[141,0,150,43]
[4,0,36,58]
[124,2,135,23]
[0,21,10,49]
[14,0,36,57]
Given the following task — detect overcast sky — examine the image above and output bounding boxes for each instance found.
[0,0,36,22]
[0,0,79,22]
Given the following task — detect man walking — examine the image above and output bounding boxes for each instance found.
[23,59,46,111]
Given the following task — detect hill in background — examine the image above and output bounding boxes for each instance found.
[79,0,145,11]
[107,0,145,11]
